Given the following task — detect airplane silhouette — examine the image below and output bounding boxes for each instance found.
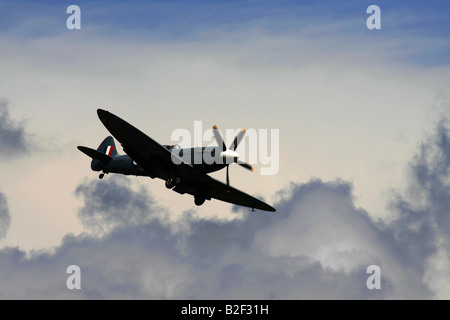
[78,109,276,212]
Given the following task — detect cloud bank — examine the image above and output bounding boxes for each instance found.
[0,99,32,160]
[2,116,450,299]
[0,192,10,240]
[0,98,25,242]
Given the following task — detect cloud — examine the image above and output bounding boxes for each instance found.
[2,117,450,299]
[75,175,167,235]
[0,192,10,240]
[0,172,439,299]
[0,98,32,159]
[387,118,450,294]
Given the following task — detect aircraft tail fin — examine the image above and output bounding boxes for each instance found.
[96,136,119,158]
[77,136,119,171]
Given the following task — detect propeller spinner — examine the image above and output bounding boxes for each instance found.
[212,125,253,186]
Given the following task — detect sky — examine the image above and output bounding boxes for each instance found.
[0,0,450,299]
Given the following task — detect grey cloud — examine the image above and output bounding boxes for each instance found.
[75,175,167,235]
[0,99,32,159]
[390,119,450,248]
[0,192,10,240]
[407,119,450,241]
[3,118,450,299]
[0,177,432,299]
[386,118,450,289]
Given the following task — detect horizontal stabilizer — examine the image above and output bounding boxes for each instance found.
[77,146,112,163]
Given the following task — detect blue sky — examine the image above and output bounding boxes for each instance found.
[1,0,448,66]
[1,1,448,36]
[0,0,450,299]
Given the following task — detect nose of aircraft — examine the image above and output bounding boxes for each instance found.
[220,149,239,163]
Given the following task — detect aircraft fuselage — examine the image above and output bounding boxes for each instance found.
[95,146,232,178]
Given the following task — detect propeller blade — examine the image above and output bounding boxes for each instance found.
[230,129,246,151]
[236,159,253,172]
[212,125,227,152]
[226,165,230,186]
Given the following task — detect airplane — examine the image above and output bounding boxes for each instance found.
[77,109,276,212]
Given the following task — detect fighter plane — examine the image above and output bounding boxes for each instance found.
[77,109,276,212]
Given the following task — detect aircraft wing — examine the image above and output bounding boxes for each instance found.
[96,109,192,178]
[173,174,276,212]
[96,109,275,212]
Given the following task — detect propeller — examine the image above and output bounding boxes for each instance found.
[212,125,253,186]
